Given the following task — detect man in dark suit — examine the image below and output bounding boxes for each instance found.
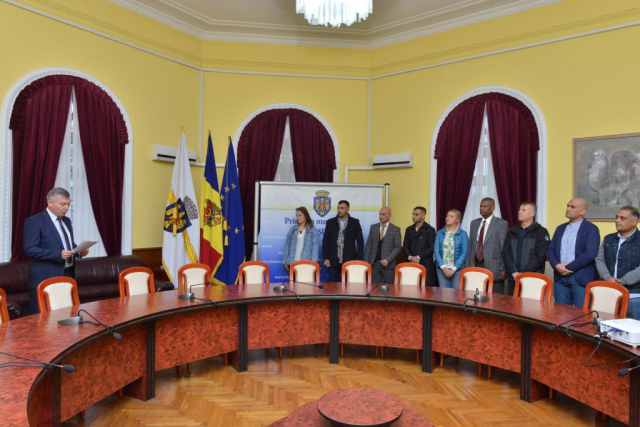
[23,188,88,314]
[548,198,600,307]
[466,198,509,293]
[323,200,364,282]
[403,206,437,286]
[364,207,402,284]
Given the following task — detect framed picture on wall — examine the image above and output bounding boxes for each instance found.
[574,132,640,221]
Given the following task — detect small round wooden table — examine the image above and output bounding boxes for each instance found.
[317,388,403,427]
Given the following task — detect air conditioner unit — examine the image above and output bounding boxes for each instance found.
[152,144,197,164]
[372,152,413,169]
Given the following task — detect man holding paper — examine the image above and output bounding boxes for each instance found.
[23,188,90,314]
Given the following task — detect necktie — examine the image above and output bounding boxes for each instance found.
[57,217,73,267]
[476,220,486,262]
[380,224,387,241]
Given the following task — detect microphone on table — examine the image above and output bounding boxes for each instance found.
[58,309,122,340]
[0,350,75,373]
[618,365,640,377]
[273,283,300,300]
[179,281,211,300]
[366,281,390,297]
[547,310,601,331]
[293,281,324,290]
[462,297,478,315]
[473,288,489,302]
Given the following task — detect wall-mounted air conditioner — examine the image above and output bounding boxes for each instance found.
[372,152,413,169]
[152,144,197,164]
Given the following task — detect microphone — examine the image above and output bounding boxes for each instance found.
[179,281,211,300]
[0,350,75,373]
[366,283,390,297]
[292,280,324,290]
[547,310,601,331]
[473,288,489,302]
[462,297,478,314]
[58,309,122,340]
[618,366,640,377]
[273,283,300,299]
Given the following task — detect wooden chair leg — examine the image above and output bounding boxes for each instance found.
[487,365,493,379]
[381,346,385,358]
[117,388,123,398]
[595,410,601,418]
[176,365,182,377]
[375,346,378,357]
[186,362,191,373]
[289,346,293,357]
[478,363,483,376]
[549,388,556,399]
[79,410,85,418]
[416,350,420,363]
[224,353,228,365]
[278,347,282,359]
[440,353,445,368]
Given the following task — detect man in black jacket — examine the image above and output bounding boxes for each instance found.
[502,201,551,295]
[322,200,364,282]
[403,206,437,286]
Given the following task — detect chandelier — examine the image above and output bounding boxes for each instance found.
[296,0,373,28]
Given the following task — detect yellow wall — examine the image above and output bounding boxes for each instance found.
[2,0,639,249]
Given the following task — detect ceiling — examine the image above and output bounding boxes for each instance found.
[110,0,562,49]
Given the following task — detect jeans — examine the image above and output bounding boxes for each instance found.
[553,275,586,307]
[436,268,461,289]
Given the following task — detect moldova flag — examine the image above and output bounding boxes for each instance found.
[212,137,246,285]
[199,133,224,279]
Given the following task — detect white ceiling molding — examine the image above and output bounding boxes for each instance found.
[110,0,564,50]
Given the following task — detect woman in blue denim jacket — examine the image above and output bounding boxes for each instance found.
[434,209,469,288]
[282,206,319,269]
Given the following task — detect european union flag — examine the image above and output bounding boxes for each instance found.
[212,138,245,285]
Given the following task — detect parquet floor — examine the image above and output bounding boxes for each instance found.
[63,346,626,427]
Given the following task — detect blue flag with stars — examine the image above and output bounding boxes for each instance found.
[212,138,245,285]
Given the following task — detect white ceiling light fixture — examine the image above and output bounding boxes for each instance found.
[296,0,373,28]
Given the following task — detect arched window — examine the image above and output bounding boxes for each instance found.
[236,106,338,258]
[3,71,132,261]
[433,91,543,229]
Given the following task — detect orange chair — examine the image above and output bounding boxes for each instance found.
[0,288,11,323]
[459,267,494,294]
[239,261,270,285]
[289,260,321,284]
[394,263,427,286]
[514,273,552,303]
[37,277,80,312]
[341,261,372,286]
[178,263,212,292]
[119,267,156,297]
[583,281,629,317]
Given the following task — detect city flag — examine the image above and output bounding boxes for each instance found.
[212,137,245,285]
[200,133,224,278]
[162,130,200,286]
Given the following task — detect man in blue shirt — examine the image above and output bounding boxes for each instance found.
[548,198,600,307]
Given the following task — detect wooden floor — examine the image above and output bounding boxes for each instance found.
[63,346,626,427]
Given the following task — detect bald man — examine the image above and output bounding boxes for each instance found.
[364,207,402,284]
[548,198,601,307]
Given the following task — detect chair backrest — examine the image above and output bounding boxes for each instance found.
[583,281,629,317]
[37,277,80,312]
[341,261,372,285]
[290,260,320,284]
[119,267,155,297]
[514,273,552,302]
[239,261,270,285]
[0,288,10,323]
[394,263,426,286]
[459,267,494,294]
[178,263,212,292]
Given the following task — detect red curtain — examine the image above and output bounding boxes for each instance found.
[486,93,539,226]
[75,80,128,256]
[288,109,336,182]
[10,76,74,261]
[237,110,289,259]
[434,96,486,230]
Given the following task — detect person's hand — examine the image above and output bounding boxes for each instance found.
[79,250,89,257]
[555,263,573,275]
[408,256,417,263]
[512,272,520,279]
[445,268,455,278]
[323,259,331,268]
[284,264,289,270]
[61,250,74,260]
[607,276,621,283]
[498,270,507,281]
[380,259,389,267]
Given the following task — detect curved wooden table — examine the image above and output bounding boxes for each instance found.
[0,283,638,426]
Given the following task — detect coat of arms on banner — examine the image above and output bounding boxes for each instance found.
[203,199,222,227]
[314,190,331,217]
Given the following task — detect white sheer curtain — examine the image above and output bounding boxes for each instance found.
[461,106,502,234]
[274,116,296,182]
[54,89,107,257]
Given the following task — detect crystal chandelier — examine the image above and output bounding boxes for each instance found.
[296,0,373,28]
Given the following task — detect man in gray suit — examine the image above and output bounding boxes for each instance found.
[466,198,509,293]
[364,207,402,284]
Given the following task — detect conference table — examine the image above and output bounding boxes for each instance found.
[0,282,638,426]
